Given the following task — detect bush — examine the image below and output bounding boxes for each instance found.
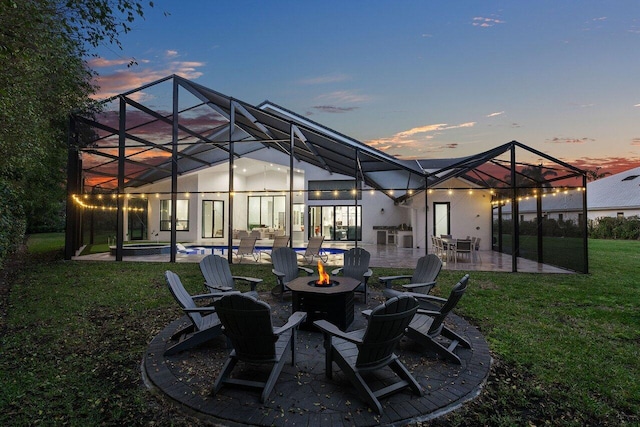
[0,179,27,266]
[589,216,640,240]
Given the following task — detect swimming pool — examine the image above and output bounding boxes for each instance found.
[182,245,345,256]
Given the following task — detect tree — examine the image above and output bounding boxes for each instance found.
[0,0,150,261]
[585,167,611,182]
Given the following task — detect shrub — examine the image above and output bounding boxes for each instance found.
[589,216,640,240]
[0,179,27,266]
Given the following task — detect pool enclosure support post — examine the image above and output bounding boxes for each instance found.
[510,144,519,272]
[536,184,543,264]
[64,115,82,260]
[289,124,294,247]
[582,174,589,273]
[227,102,235,262]
[169,79,179,262]
[115,96,126,261]
[424,178,429,253]
[354,148,360,247]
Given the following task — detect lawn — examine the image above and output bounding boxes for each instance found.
[0,235,638,426]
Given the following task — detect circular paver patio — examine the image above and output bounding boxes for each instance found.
[143,290,492,426]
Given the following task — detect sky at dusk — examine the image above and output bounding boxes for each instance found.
[91,0,640,175]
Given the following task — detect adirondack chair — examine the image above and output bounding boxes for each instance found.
[232,236,259,262]
[164,270,237,356]
[300,236,328,263]
[379,253,442,296]
[331,247,372,302]
[404,274,471,364]
[259,235,290,260]
[212,293,307,402]
[199,254,262,297]
[313,294,423,415]
[270,247,313,299]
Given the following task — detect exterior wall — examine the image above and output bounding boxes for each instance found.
[410,180,492,252]
[122,151,491,250]
[588,208,640,221]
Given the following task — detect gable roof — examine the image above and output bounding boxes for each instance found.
[588,166,640,210]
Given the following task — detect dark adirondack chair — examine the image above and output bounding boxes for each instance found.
[380,253,442,297]
[232,236,259,262]
[300,236,328,263]
[164,270,237,356]
[199,254,261,297]
[331,247,372,302]
[212,293,307,402]
[313,295,423,415]
[404,274,471,364]
[270,247,313,299]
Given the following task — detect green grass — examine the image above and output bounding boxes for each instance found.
[1,235,639,425]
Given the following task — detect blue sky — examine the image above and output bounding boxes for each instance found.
[91,0,640,174]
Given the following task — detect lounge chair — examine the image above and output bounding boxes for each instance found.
[300,236,328,263]
[331,247,372,302]
[164,270,237,356]
[380,253,442,297]
[259,234,290,260]
[313,295,423,415]
[212,293,307,402]
[199,254,261,297]
[403,274,471,364]
[232,236,259,262]
[270,247,313,299]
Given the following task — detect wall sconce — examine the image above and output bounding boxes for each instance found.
[380,208,385,214]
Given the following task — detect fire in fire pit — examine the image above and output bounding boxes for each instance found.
[316,260,331,286]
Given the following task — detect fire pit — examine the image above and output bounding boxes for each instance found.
[287,267,361,331]
[308,279,340,288]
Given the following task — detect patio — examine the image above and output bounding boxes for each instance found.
[143,286,492,426]
[74,240,574,274]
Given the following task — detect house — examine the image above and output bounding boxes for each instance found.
[586,166,640,220]
[65,75,588,272]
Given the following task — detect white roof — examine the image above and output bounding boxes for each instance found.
[587,166,640,210]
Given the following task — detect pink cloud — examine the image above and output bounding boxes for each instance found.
[90,55,205,99]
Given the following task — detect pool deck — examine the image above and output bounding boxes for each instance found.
[74,240,573,273]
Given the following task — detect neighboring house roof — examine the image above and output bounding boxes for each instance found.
[587,166,640,210]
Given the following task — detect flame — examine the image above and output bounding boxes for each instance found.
[317,260,330,285]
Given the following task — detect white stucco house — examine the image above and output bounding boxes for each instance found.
[586,166,640,220]
[65,75,588,272]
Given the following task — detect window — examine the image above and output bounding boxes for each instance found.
[160,199,189,231]
[617,212,625,218]
[558,213,564,222]
[248,195,286,229]
[202,200,224,238]
[309,205,361,240]
[308,180,361,200]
